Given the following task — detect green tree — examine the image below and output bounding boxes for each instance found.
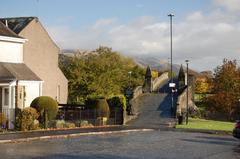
[59,46,145,104]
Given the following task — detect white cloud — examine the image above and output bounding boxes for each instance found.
[214,0,240,12]
[48,7,240,71]
[92,18,117,29]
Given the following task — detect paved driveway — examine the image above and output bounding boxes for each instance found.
[0,130,239,159]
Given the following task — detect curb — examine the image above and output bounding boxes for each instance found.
[174,128,232,135]
[0,129,154,144]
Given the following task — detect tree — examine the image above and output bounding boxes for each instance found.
[59,46,145,104]
[206,59,240,120]
[195,77,212,94]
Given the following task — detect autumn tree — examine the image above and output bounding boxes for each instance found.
[195,77,212,94]
[206,59,240,120]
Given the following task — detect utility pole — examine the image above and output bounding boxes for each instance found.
[168,14,174,113]
[185,60,189,124]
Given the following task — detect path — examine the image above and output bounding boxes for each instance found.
[128,80,177,129]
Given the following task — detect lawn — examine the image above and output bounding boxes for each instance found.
[176,118,235,132]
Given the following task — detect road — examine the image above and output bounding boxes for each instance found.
[128,93,175,128]
[0,130,239,159]
[128,80,177,128]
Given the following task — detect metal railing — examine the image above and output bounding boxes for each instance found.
[57,106,124,126]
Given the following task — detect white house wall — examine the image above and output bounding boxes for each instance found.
[0,41,23,63]
[18,81,42,107]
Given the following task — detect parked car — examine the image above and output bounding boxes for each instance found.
[233,120,240,139]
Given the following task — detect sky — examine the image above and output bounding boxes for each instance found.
[1,0,240,71]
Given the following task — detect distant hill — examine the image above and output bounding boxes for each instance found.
[131,55,180,73]
[60,49,201,76]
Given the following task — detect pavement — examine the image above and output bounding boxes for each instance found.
[0,126,155,143]
[127,79,178,129]
[0,129,239,159]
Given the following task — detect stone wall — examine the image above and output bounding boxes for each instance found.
[152,72,169,91]
[176,86,195,117]
[132,86,143,99]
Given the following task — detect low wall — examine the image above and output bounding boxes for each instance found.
[176,86,194,117]
[132,86,143,99]
[152,72,169,91]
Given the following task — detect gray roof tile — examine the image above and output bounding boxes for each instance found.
[0,21,22,38]
[0,62,42,82]
[0,17,35,34]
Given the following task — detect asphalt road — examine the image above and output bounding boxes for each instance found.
[128,80,177,129]
[0,130,239,159]
[128,93,175,128]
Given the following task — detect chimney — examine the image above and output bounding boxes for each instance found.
[5,20,8,27]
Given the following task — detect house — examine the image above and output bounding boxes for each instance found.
[0,21,42,128]
[0,17,68,104]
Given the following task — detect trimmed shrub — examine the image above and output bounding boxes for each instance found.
[95,98,110,118]
[107,95,126,111]
[107,95,126,125]
[86,98,110,117]
[0,113,7,129]
[30,96,58,128]
[85,97,98,109]
[15,107,39,131]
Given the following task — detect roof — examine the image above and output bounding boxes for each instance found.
[0,17,36,34]
[0,21,23,38]
[0,62,42,82]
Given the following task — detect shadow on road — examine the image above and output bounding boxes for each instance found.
[233,144,240,154]
[157,80,178,118]
[32,154,137,159]
[196,136,237,142]
[182,138,238,146]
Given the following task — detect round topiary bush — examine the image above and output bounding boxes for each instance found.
[95,98,110,118]
[30,96,58,127]
[15,107,39,131]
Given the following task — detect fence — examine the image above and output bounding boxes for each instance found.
[2,107,15,129]
[57,105,124,126]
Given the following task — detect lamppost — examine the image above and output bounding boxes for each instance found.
[128,71,132,88]
[168,13,174,113]
[185,60,189,125]
[126,71,133,115]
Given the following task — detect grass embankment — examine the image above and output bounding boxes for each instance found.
[176,118,235,132]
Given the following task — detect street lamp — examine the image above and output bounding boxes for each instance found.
[128,71,132,88]
[185,60,189,125]
[126,71,133,115]
[168,13,174,114]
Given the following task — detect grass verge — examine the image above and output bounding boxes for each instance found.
[175,118,235,132]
